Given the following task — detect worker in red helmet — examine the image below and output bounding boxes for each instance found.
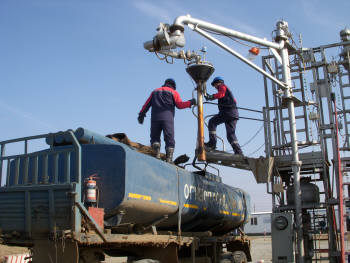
[204,76,243,155]
[138,78,196,162]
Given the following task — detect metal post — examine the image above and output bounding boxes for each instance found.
[263,108,269,158]
[333,95,346,263]
[278,20,304,263]
[0,144,4,186]
[67,130,82,233]
[312,47,340,262]
[262,58,272,157]
[197,81,206,161]
[24,139,28,154]
[176,167,182,236]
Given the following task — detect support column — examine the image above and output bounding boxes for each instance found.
[277,20,304,263]
[197,81,206,161]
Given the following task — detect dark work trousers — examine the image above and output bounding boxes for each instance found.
[150,120,175,149]
[208,114,242,154]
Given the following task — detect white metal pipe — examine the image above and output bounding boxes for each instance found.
[174,15,283,50]
[281,44,304,263]
[192,26,287,89]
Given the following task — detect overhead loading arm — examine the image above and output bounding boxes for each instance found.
[172,15,283,49]
[144,15,305,262]
[144,15,287,89]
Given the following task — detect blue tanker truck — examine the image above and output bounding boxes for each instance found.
[0,128,252,263]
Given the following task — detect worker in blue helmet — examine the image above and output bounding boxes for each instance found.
[138,78,196,162]
[204,76,243,155]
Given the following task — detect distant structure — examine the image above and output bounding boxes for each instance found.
[244,212,272,235]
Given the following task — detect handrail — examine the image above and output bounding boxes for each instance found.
[0,133,53,145]
[66,130,82,184]
[1,132,52,186]
[0,129,83,235]
[0,130,82,187]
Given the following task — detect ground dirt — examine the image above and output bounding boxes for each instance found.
[0,236,272,262]
[0,244,29,261]
[250,235,272,262]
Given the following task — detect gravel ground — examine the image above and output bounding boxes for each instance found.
[0,244,29,261]
[0,236,271,262]
[250,236,272,262]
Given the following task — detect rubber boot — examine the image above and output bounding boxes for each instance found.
[204,141,216,151]
[231,141,243,155]
[166,147,174,163]
[152,142,161,159]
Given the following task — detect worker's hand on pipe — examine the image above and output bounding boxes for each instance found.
[204,94,215,101]
[189,98,197,106]
[138,113,145,124]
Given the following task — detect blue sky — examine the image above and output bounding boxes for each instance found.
[0,0,349,211]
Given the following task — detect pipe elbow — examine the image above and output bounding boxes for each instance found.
[173,15,191,27]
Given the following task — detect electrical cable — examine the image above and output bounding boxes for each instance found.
[190,81,267,156]
[247,142,265,157]
[203,101,263,113]
[241,124,264,147]
[204,100,265,151]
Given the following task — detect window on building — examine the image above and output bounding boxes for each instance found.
[251,217,258,225]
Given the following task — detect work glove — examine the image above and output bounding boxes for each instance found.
[204,94,215,101]
[138,113,145,124]
[189,98,197,106]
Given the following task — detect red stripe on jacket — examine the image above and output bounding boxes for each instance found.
[139,86,191,115]
[213,84,237,104]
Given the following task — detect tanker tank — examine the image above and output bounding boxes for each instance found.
[8,128,251,235]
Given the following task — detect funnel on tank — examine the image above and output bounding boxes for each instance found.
[186,62,215,162]
[186,63,215,83]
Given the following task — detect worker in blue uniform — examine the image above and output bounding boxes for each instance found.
[138,78,196,162]
[204,76,243,155]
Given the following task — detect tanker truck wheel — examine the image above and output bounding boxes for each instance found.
[219,251,247,263]
[130,259,161,263]
[232,251,247,263]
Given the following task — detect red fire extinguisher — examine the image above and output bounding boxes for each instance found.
[84,174,99,207]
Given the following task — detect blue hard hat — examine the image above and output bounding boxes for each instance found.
[164,78,176,89]
[211,76,224,86]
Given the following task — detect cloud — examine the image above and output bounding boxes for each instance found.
[132,0,173,22]
[300,0,349,30]
[205,10,266,38]
[0,100,57,130]
[132,1,268,44]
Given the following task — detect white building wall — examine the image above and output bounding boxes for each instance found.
[244,209,343,235]
[244,212,272,235]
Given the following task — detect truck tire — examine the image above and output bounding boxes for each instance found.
[220,252,234,263]
[131,259,161,263]
[219,251,247,263]
[232,251,247,263]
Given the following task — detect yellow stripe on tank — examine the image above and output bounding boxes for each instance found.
[220,210,230,215]
[128,193,151,201]
[232,212,241,217]
[159,198,177,206]
[184,204,199,209]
